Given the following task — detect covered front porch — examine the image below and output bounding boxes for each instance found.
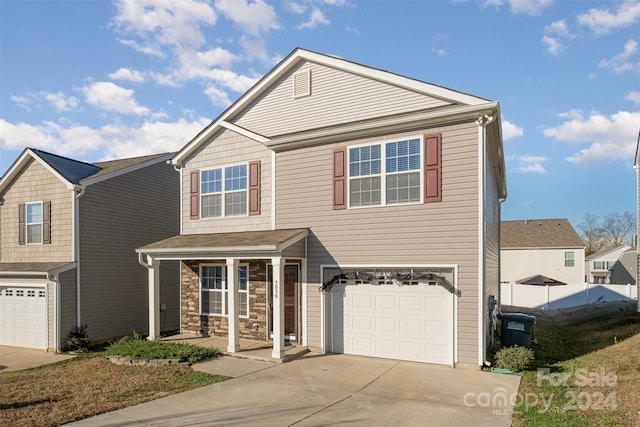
[136,228,309,360]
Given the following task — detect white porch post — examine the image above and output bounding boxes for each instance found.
[147,256,160,341]
[271,257,285,359]
[226,258,240,353]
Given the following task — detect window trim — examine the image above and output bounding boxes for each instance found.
[25,201,44,245]
[200,163,249,219]
[347,136,424,208]
[564,251,575,267]
[199,263,249,318]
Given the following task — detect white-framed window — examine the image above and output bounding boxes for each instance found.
[201,164,247,218]
[200,264,249,318]
[26,201,43,244]
[564,251,574,267]
[348,137,422,208]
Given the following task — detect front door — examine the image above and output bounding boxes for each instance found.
[268,264,299,341]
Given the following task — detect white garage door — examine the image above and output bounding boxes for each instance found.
[0,286,47,349]
[329,282,454,365]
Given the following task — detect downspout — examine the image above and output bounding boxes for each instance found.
[476,114,494,367]
[73,185,85,329]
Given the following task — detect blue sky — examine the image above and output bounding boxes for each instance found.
[1,0,639,232]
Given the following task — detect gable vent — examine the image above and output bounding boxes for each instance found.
[293,70,311,98]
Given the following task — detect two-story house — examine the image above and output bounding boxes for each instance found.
[585,245,631,284]
[137,48,507,368]
[501,219,586,285]
[0,149,180,351]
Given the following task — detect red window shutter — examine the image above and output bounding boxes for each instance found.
[424,133,442,203]
[42,201,51,244]
[333,148,346,209]
[190,171,200,220]
[249,160,261,216]
[18,203,25,245]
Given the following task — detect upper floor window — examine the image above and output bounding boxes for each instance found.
[18,201,51,245]
[26,202,43,244]
[348,137,422,207]
[593,261,614,270]
[564,251,574,267]
[201,164,247,218]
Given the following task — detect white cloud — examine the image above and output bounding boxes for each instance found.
[432,47,447,56]
[297,8,330,29]
[597,39,640,74]
[544,20,571,37]
[541,36,563,57]
[0,117,210,161]
[625,91,640,104]
[117,38,165,57]
[204,86,232,107]
[286,2,306,14]
[11,95,33,111]
[502,120,524,140]
[81,81,150,116]
[509,155,548,173]
[215,0,280,37]
[509,0,554,16]
[41,92,79,112]
[109,67,146,83]
[113,0,217,48]
[543,109,640,165]
[577,0,640,35]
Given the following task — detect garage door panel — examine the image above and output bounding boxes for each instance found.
[330,282,453,365]
[0,286,47,349]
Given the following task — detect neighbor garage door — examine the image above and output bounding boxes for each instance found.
[0,286,47,349]
[329,282,454,365]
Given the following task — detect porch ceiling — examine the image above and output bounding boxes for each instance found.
[136,228,309,260]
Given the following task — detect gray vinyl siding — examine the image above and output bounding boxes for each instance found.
[232,60,453,137]
[484,146,501,350]
[182,128,272,235]
[275,120,482,364]
[58,268,77,349]
[78,160,180,342]
[0,158,73,263]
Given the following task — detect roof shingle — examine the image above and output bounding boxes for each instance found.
[501,219,584,248]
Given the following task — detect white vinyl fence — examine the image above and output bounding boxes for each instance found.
[500,282,638,310]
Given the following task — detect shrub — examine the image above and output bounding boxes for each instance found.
[66,325,92,353]
[104,334,220,364]
[495,345,535,371]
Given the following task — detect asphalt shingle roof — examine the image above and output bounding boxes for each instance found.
[32,149,101,184]
[501,218,585,248]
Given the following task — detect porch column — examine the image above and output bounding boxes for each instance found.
[147,256,160,341]
[271,256,285,359]
[226,258,240,353]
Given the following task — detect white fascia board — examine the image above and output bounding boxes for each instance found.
[267,103,499,150]
[219,121,270,144]
[80,153,174,186]
[275,229,309,251]
[136,246,281,255]
[0,149,75,194]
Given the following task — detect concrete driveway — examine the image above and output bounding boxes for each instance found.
[0,345,75,372]
[68,353,521,427]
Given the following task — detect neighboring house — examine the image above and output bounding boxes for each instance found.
[609,247,637,286]
[137,48,507,368]
[585,245,630,284]
[501,219,585,285]
[0,149,180,351]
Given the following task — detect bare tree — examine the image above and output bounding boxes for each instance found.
[578,213,605,256]
[602,211,636,246]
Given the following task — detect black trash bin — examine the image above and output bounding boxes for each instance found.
[498,313,536,348]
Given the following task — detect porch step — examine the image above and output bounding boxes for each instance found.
[223,346,310,364]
